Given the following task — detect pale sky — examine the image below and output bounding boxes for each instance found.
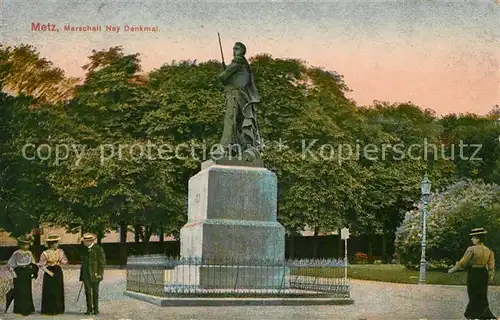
[1,0,499,115]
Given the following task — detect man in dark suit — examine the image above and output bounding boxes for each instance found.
[79,233,106,315]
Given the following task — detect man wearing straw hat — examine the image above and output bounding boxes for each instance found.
[79,233,106,315]
[448,227,496,319]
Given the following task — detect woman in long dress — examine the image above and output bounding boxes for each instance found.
[5,234,38,316]
[448,227,496,319]
[38,233,68,315]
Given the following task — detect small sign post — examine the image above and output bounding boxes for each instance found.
[341,228,350,280]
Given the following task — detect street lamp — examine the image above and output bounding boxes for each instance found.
[419,174,431,284]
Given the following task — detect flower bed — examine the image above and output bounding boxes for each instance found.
[354,252,368,264]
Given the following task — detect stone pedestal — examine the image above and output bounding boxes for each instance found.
[173,162,286,288]
[171,265,289,289]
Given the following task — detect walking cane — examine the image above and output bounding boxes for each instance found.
[76,282,83,302]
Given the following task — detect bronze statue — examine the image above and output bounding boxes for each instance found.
[214,39,262,163]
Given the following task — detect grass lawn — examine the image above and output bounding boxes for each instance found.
[292,264,499,286]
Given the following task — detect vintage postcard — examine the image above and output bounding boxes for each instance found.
[1,1,499,319]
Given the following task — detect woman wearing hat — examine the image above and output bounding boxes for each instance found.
[38,233,68,315]
[5,234,38,316]
[448,228,496,319]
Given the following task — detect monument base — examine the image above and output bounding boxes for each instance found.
[168,265,290,289]
[180,220,285,263]
[124,290,355,306]
[177,158,287,292]
[181,164,285,263]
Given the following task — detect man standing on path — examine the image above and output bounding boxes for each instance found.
[79,233,106,315]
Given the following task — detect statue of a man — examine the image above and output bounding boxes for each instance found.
[215,42,261,162]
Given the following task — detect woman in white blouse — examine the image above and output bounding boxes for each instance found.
[6,234,38,316]
[38,233,68,315]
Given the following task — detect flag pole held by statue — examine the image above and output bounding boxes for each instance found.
[217,32,225,69]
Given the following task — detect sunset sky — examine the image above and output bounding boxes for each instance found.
[1,0,499,116]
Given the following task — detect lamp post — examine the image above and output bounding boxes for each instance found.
[341,228,350,281]
[419,174,431,284]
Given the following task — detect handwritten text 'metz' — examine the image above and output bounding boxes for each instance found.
[31,23,160,33]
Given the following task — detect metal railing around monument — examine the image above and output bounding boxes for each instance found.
[126,255,350,298]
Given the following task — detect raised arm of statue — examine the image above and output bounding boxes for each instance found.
[218,61,242,83]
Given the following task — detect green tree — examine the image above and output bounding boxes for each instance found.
[0,43,76,237]
[0,44,79,104]
[395,179,500,268]
[45,46,184,246]
[439,112,500,184]
[350,102,456,261]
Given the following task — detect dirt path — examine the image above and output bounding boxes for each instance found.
[1,268,499,319]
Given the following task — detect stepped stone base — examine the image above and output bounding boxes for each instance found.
[180,219,285,264]
[169,265,290,289]
[124,290,356,306]
[175,162,286,292]
[180,164,285,263]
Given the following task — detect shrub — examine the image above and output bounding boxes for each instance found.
[395,179,500,268]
